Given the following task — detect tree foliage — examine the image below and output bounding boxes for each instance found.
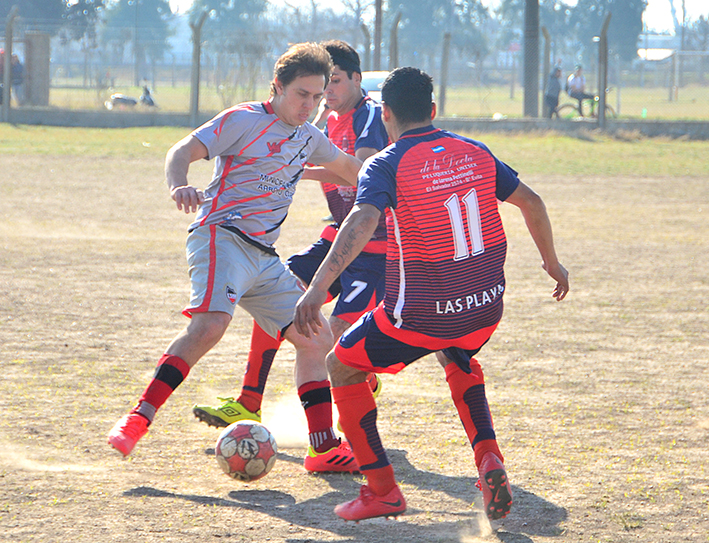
[62,0,105,45]
[189,0,269,108]
[0,0,64,23]
[570,0,647,62]
[497,0,647,63]
[391,0,489,69]
[101,0,174,62]
[687,15,709,52]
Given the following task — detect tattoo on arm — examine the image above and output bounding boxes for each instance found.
[327,224,365,276]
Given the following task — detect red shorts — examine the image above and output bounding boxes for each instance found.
[334,302,499,374]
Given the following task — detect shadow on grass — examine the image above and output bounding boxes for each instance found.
[126,448,565,541]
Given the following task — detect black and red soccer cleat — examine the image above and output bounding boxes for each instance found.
[476,452,513,520]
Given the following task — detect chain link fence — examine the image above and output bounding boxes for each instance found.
[2,14,708,121]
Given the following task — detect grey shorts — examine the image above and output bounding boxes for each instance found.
[183,225,304,338]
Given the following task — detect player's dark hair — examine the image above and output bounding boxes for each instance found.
[270,42,333,96]
[321,40,361,79]
[381,67,433,124]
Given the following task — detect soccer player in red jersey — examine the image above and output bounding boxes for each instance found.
[192,41,390,473]
[107,43,363,469]
[295,67,569,521]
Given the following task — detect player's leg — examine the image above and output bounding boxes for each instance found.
[241,254,356,473]
[193,319,281,427]
[108,311,231,456]
[329,251,387,400]
[192,235,335,428]
[330,309,430,520]
[329,316,381,400]
[108,226,250,457]
[236,320,281,413]
[284,317,359,472]
[437,350,512,520]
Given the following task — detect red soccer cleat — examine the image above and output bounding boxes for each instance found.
[304,440,359,473]
[476,452,513,520]
[334,484,406,521]
[107,413,149,457]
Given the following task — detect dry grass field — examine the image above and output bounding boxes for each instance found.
[0,125,707,543]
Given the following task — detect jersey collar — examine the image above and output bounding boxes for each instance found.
[398,124,439,140]
[262,100,276,115]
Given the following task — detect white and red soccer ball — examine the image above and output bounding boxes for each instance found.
[215,421,277,482]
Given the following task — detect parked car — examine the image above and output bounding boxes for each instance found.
[360,70,389,102]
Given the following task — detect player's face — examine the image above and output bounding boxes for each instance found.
[273,74,326,126]
[325,66,361,114]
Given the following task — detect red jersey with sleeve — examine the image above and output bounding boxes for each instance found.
[189,101,340,249]
[354,126,520,339]
[321,95,389,253]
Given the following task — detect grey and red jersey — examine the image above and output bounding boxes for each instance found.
[189,101,340,248]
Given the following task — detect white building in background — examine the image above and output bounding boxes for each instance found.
[637,33,681,61]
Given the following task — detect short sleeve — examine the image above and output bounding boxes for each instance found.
[352,103,389,153]
[304,124,341,165]
[355,151,397,212]
[191,107,248,160]
[494,158,520,201]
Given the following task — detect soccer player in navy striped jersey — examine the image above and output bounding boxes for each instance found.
[295,67,569,521]
[192,40,390,473]
[107,43,363,469]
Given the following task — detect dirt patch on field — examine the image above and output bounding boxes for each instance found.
[0,154,707,542]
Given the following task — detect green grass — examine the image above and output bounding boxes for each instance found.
[46,82,709,121]
[50,84,261,114]
[2,124,707,178]
[441,84,709,120]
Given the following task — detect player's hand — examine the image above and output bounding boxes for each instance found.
[171,185,205,214]
[542,261,569,301]
[294,287,328,339]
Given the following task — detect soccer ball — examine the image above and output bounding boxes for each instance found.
[215,421,277,482]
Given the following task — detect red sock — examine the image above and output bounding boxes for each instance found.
[298,380,338,452]
[132,354,190,424]
[366,372,379,394]
[237,320,281,413]
[445,360,503,468]
[333,382,396,496]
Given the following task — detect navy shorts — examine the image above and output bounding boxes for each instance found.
[287,238,386,324]
[335,303,498,374]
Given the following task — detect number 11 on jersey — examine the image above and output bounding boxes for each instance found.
[444,189,485,261]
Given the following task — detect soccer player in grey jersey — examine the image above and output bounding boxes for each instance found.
[108,43,361,472]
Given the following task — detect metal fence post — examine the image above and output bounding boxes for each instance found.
[2,6,19,123]
[439,32,451,117]
[597,13,611,129]
[523,0,539,117]
[541,26,551,118]
[189,10,208,128]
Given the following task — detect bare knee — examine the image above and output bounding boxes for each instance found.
[186,312,231,345]
[285,320,335,355]
[327,351,367,387]
[435,350,454,369]
[328,316,351,342]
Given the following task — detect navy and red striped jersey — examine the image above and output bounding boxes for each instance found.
[355,126,520,339]
[321,95,389,253]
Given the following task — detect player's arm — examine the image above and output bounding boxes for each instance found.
[505,181,569,301]
[317,149,363,187]
[294,203,382,338]
[165,135,208,213]
[302,147,376,186]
